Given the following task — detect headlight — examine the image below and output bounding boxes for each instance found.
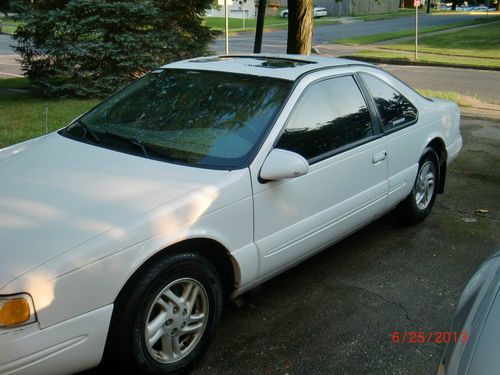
[0,294,37,327]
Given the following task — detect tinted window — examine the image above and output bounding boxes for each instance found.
[361,73,417,131]
[62,69,292,169]
[276,76,374,161]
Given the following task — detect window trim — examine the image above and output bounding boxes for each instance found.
[357,72,419,135]
[273,73,379,165]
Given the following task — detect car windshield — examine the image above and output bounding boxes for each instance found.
[61,69,292,169]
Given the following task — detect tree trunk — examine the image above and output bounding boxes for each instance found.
[451,1,460,10]
[286,0,313,55]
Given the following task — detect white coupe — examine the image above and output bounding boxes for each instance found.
[0,55,462,374]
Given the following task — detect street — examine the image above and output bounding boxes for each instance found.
[2,13,499,105]
[0,34,15,55]
[210,13,482,54]
[0,13,486,77]
[382,64,500,104]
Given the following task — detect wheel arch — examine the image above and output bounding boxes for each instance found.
[103,238,235,371]
[425,137,447,193]
[114,238,239,306]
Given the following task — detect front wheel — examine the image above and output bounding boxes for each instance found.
[394,148,439,225]
[105,252,223,374]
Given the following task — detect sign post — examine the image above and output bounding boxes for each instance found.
[218,0,233,54]
[414,0,420,60]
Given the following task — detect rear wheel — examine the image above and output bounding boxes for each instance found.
[394,148,439,225]
[105,252,223,374]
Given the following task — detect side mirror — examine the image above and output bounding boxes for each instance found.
[260,149,309,181]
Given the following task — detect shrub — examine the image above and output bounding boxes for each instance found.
[14,0,217,97]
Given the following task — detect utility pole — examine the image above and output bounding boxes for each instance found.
[254,0,266,53]
[415,0,420,60]
[225,0,229,54]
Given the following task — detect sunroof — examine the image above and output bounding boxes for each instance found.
[190,56,316,69]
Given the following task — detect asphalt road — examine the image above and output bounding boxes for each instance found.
[383,64,500,104]
[0,34,15,55]
[0,34,21,77]
[0,14,484,70]
[211,13,482,54]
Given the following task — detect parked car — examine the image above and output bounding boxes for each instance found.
[280,6,328,18]
[0,55,462,375]
[471,5,497,11]
[438,249,500,375]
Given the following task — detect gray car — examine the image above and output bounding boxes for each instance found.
[438,249,500,374]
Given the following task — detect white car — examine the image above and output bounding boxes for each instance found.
[0,55,462,374]
[281,6,328,18]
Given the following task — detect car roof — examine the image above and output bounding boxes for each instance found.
[162,54,371,81]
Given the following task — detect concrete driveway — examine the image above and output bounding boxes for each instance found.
[188,115,500,374]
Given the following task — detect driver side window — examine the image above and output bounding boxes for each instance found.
[276,75,374,162]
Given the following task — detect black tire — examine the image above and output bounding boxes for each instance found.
[394,148,439,225]
[105,252,223,374]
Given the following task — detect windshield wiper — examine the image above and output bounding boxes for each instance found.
[104,131,150,158]
[66,119,101,144]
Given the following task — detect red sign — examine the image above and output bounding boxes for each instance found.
[414,0,420,6]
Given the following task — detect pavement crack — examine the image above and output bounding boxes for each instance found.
[353,286,413,322]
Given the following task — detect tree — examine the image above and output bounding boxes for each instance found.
[451,0,465,10]
[0,0,10,16]
[14,0,217,97]
[286,0,312,54]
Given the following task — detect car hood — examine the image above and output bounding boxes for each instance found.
[0,133,229,288]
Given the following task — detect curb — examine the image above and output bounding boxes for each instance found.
[461,108,500,121]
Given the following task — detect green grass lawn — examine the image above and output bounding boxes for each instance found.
[356,8,415,21]
[0,85,98,147]
[416,89,471,107]
[351,49,500,68]
[347,21,500,69]
[0,16,22,35]
[204,15,340,32]
[335,17,497,45]
[0,77,32,89]
[379,21,500,59]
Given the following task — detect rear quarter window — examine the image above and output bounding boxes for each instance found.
[361,73,418,132]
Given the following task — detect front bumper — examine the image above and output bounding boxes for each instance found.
[0,305,112,375]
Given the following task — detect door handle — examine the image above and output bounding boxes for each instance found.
[373,151,387,164]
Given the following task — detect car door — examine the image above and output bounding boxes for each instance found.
[358,72,421,209]
[251,74,389,279]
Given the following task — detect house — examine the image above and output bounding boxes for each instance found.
[279,0,400,16]
[206,0,257,19]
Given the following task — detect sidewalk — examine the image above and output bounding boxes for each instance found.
[460,99,500,121]
[0,54,22,77]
